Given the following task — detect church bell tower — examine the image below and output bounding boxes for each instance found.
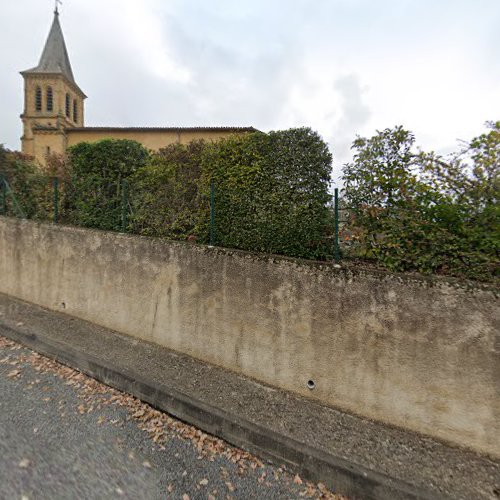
[20,6,86,164]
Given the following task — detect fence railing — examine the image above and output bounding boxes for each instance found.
[0,175,26,219]
[0,175,343,263]
[1,174,496,282]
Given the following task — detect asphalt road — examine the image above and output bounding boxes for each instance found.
[0,336,342,500]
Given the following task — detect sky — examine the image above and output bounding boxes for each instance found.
[1,0,499,180]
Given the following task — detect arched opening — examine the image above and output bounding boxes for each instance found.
[35,86,42,112]
[46,87,53,112]
[65,93,71,118]
[73,99,78,123]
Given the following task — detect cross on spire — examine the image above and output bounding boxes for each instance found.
[54,0,62,14]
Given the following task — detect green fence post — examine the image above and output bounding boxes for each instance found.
[0,175,6,216]
[53,177,59,224]
[334,187,340,263]
[121,179,129,233]
[3,180,25,219]
[210,180,215,246]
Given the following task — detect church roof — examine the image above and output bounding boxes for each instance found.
[22,11,76,85]
[67,127,258,133]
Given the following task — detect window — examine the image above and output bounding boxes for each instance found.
[46,87,53,112]
[35,86,42,111]
[65,93,70,118]
[73,99,78,123]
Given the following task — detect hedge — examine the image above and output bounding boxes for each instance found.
[2,120,497,282]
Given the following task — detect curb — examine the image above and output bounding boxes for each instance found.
[0,323,439,500]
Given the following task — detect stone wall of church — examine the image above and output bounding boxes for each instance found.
[22,74,85,164]
[66,129,249,151]
[26,127,251,165]
[31,132,67,164]
[22,76,84,131]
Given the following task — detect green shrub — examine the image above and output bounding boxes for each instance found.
[341,122,499,281]
[199,128,333,259]
[0,146,53,220]
[130,141,204,240]
[66,139,149,231]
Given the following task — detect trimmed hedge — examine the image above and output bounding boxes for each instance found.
[26,129,332,260]
[198,128,333,258]
[3,120,497,282]
[119,128,333,259]
[130,141,205,239]
[65,139,149,231]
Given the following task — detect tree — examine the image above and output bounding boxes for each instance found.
[341,123,499,281]
[342,126,421,209]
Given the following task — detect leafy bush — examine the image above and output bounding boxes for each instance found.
[197,131,271,248]
[5,121,495,282]
[199,128,333,259]
[0,145,53,220]
[2,130,334,263]
[128,128,334,259]
[66,139,149,231]
[342,122,499,281]
[130,141,204,239]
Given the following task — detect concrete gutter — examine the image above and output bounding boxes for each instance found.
[0,294,498,500]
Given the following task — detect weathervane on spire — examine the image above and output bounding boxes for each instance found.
[54,0,63,14]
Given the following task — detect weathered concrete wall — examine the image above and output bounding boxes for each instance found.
[0,217,498,457]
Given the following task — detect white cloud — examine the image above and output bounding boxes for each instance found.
[0,0,498,172]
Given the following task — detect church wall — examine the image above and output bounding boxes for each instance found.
[32,132,67,164]
[21,137,35,157]
[20,12,252,165]
[177,130,247,145]
[22,75,84,131]
[66,130,178,150]
[66,129,248,151]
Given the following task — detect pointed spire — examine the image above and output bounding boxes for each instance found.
[23,9,75,83]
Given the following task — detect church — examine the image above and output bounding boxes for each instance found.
[21,7,256,165]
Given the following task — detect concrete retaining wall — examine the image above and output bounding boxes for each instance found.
[0,217,498,457]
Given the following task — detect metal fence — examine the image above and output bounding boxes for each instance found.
[0,175,26,219]
[0,175,343,263]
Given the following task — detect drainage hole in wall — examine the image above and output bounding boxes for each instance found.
[61,302,66,309]
[307,380,316,390]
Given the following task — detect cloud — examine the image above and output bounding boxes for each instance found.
[0,0,498,179]
[331,75,371,170]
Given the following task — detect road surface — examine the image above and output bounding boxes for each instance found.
[0,335,343,500]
